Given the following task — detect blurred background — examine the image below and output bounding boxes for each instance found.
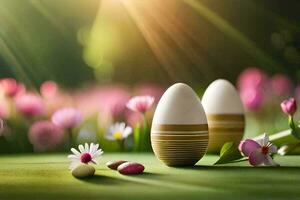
[0,0,299,154]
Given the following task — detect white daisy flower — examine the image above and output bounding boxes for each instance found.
[67,143,103,170]
[106,122,132,141]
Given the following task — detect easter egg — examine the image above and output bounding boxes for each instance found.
[71,164,95,178]
[202,79,245,153]
[151,83,208,167]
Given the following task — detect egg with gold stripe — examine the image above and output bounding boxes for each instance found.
[151,83,208,167]
[202,79,245,153]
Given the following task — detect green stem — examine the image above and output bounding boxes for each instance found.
[289,116,300,139]
[67,128,74,150]
[133,124,141,152]
[288,116,296,130]
[253,128,299,147]
[141,113,148,151]
[118,140,125,152]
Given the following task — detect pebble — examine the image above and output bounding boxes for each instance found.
[71,164,95,178]
[106,160,127,170]
[117,162,144,175]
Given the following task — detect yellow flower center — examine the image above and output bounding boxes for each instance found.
[113,131,123,140]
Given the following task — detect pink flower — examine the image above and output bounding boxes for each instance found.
[0,98,10,119]
[75,85,130,118]
[126,96,155,113]
[240,87,264,110]
[237,68,269,111]
[237,68,268,90]
[281,98,297,116]
[40,81,58,98]
[97,86,130,118]
[15,93,44,117]
[51,108,82,129]
[239,134,279,166]
[29,120,64,151]
[133,84,164,103]
[270,74,293,96]
[0,78,24,97]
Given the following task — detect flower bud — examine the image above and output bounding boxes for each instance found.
[281,98,297,116]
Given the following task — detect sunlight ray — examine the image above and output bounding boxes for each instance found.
[139,0,213,78]
[0,3,54,86]
[122,0,190,82]
[29,0,70,37]
[0,37,33,87]
[183,0,281,70]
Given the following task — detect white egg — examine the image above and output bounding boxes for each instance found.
[151,83,208,167]
[202,79,245,153]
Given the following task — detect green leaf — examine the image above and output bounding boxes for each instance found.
[214,142,243,165]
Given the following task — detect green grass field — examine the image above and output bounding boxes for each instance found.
[0,153,299,200]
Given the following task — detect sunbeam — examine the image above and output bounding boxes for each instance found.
[183,0,281,70]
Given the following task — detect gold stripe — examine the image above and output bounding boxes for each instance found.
[152,139,208,142]
[151,131,208,135]
[154,149,207,152]
[158,156,205,159]
[152,144,208,147]
[153,148,207,151]
[152,139,208,141]
[152,133,208,137]
[207,114,245,121]
[152,135,208,140]
[209,127,244,132]
[152,145,208,148]
[152,124,208,131]
[208,123,244,127]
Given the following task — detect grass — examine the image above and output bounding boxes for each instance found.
[0,153,299,200]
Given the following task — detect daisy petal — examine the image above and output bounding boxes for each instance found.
[124,127,132,138]
[119,122,125,131]
[94,149,103,157]
[91,144,99,154]
[105,134,115,141]
[71,148,81,156]
[89,143,94,154]
[264,155,279,166]
[94,143,99,150]
[79,144,85,153]
[69,161,80,170]
[68,157,79,161]
[240,139,261,156]
[85,143,89,152]
[68,154,79,159]
[249,149,265,166]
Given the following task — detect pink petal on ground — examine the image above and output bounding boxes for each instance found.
[249,149,265,166]
[240,139,261,156]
